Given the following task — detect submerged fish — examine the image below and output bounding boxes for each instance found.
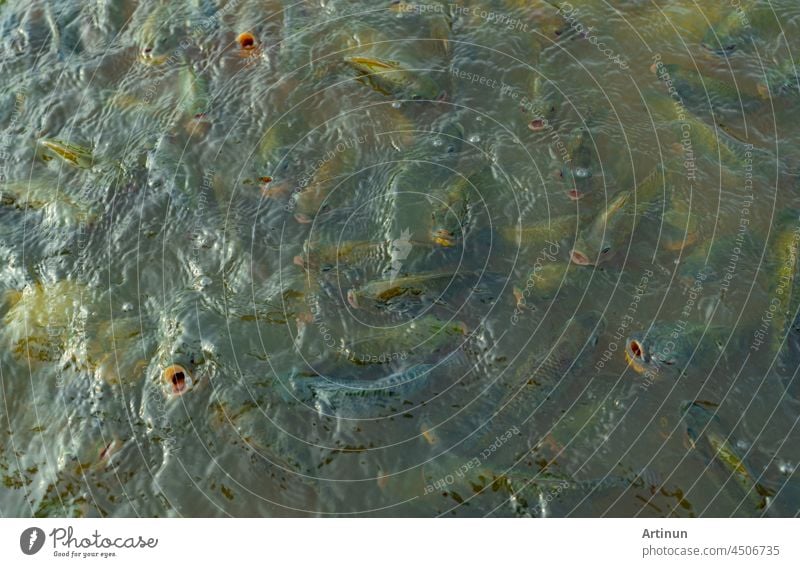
[137,2,180,65]
[429,165,491,247]
[346,271,462,308]
[513,261,591,306]
[1,176,97,225]
[763,209,800,356]
[556,126,598,200]
[660,186,701,253]
[652,62,760,116]
[38,138,94,169]
[292,145,356,223]
[571,165,667,266]
[288,363,436,417]
[335,314,467,366]
[500,214,579,249]
[495,311,605,424]
[759,57,799,98]
[701,0,759,56]
[3,281,90,365]
[343,55,443,101]
[681,401,773,511]
[178,61,211,124]
[295,239,390,273]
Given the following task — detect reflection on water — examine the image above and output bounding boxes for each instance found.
[1,0,799,517]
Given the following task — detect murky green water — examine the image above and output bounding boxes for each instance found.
[1,0,800,517]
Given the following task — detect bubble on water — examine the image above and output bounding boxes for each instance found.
[574,167,591,178]
[735,439,751,451]
[778,460,795,475]
[122,302,134,312]
[432,138,443,148]
[391,101,402,109]
[468,134,481,143]
[196,276,213,289]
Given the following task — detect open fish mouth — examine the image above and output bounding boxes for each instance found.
[165,364,193,395]
[624,337,652,374]
[570,249,591,265]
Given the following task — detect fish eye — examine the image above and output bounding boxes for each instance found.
[601,246,610,254]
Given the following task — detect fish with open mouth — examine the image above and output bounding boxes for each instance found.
[624,323,729,378]
[554,125,599,201]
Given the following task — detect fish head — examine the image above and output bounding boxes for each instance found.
[570,233,612,266]
[404,73,446,102]
[560,163,593,200]
[624,327,681,375]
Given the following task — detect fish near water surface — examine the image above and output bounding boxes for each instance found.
[571,165,667,266]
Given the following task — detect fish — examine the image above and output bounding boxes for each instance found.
[346,271,464,309]
[701,0,759,56]
[429,165,491,247]
[2,281,91,366]
[137,1,179,65]
[660,186,701,252]
[525,74,562,131]
[680,401,773,511]
[343,55,444,101]
[646,92,755,167]
[556,125,598,200]
[571,165,667,266]
[295,239,392,273]
[178,62,211,122]
[624,323,729,377]
[288,363,437,418]
[334,314,467,366]
[65,317,153,386]
[500,214,579,248]
[495,311,606,425]
[651,62,760,116]
[38,138,94,169]
[292,145,356,223]
[1,176,98,225]
[759,57,799,98]
[513,262,590,306]
[763,209,800,356]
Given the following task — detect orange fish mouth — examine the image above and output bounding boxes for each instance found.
[164,364,192,395]
[624,339,649,374]
[570,249,591,265]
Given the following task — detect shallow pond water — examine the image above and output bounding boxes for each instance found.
[1,0,799,517]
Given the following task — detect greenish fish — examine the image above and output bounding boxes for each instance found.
[571,165,667,266]
[344,55,444,101]
[681,400,773,511]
